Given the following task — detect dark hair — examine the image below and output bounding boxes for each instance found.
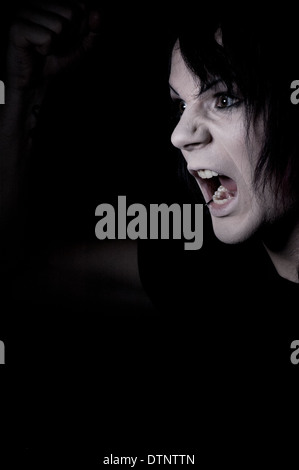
[172,6,299,206]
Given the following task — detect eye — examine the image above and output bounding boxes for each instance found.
[215,93,240,109]
[178,100,187,114]
[170,98,187,121]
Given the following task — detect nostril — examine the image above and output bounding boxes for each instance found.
[170,113,212,150]
[182,131,212,151]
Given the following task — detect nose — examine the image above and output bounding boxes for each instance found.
[171,107,212,151]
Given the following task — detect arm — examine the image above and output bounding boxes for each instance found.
[0,0,100,268]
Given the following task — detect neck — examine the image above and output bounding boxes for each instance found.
[262,215,299,284]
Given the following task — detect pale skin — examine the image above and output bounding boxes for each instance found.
[169,40,299,283]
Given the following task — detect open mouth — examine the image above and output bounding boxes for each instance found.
[197,169,237,205]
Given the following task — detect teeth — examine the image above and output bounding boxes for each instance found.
[197,169,219,179]
[196,171,235,206]
[212,185,233,205]
[212,197,232,205]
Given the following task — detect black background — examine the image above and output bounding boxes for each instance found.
[0,2,298,468]
[0,2,202,467]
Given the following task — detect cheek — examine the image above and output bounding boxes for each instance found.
[224,125,261,185]
[224,138,255,185]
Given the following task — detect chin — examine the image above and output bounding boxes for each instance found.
[211,217,261,245]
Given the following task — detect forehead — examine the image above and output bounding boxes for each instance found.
[169,40,199,99]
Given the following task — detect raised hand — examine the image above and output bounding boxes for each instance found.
[0,1,101,251]
[7,0,101,90]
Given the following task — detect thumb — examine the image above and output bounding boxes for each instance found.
[43,8,101,75]
[82,9,101,51]
[89,10,101,33]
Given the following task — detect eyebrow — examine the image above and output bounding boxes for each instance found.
[169,84,180,96]
[199,79,222,95]
[169,78,223,98]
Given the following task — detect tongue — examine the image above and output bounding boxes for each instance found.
[219,175,237,192]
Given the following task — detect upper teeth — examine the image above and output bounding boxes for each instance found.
[197,170,219,179]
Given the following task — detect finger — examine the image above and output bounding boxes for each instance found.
[26,0,85,23]
[88,9,101,33]
[16,8,68,37]
[80,9,101,51]
[11,1,89,56]
[43,7,100,72]
[9,20,55,55]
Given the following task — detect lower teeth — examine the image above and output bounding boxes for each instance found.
[212,185,234,204]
